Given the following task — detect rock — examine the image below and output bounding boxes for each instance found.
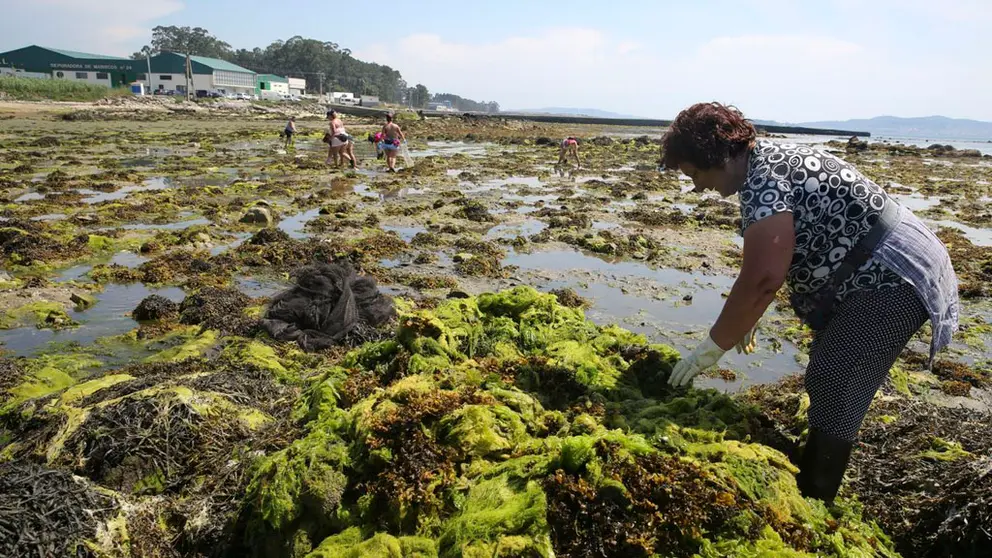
[72,213,100,225]
[132,295,179,322]
[254,199,273,207]
[0,271,12,283]
[846,136,869,152]
[70,292,96,310]
[42,309,73,329]
[535,137,554,146]
[446,290,471,299]
[453,252,475,263]
[240,207,273,226]
[549,288,589,309]
[590,136,614,146]
[192,232,211,244]
[139,241,161,254]
[248,228,290,245]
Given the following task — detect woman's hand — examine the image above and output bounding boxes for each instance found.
[669,336,726,387]
[735,319,761,354]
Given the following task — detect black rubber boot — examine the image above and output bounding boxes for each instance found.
[796,428,854,505]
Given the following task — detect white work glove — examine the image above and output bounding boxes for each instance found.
[735,319,761,355]
[668,336,727,387]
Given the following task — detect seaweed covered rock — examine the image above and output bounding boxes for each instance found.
[133,294,179,321]
[180,286,258,335]
[250,227,291,246]
[234,286,900,557]
[453,198,495,222]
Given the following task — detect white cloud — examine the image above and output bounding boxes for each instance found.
[357,28,992,122]
[616,41,640,55]
[0,0,183,56]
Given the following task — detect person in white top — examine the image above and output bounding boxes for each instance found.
[326,110,358,169]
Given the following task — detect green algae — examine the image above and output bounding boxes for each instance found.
[226,287,899,557]
[916,437,972,461]
[437,475,551,557]
[219,339,297,383]
[58,374,134,405]
[306,527,437,558]
[145,329,218,363]
[1,301,71,329]
[2,353,102,410]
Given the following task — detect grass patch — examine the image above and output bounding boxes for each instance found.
[0,76,130,102]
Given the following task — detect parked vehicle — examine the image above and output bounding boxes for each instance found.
[234,93,250,101]
[195,90,222,99]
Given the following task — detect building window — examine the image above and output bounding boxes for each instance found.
[137,74,146,81]
[214,70,255,88]
[75,72,88,79]
[96,72,108,80]
[160,75,172,81]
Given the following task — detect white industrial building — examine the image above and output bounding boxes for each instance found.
[145,52,256,96]
[257,74,289,97]
[288,77,305,96]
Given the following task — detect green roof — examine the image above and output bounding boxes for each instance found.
[45,46,127,60]
[257,74,289,83]
[187,54,253,74]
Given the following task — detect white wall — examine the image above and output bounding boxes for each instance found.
[0,68,50,79]
[288,77,305,95]
[265,81,289,95]
[52,69,111,86]
[146,72,213,93]
[144,73,252,95]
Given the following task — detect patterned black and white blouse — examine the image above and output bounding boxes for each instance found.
[739,140,904,317]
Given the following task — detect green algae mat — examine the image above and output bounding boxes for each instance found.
[0,286,899,557]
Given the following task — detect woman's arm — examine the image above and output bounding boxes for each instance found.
[709,211,794,349]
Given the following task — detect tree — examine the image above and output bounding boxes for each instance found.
[408,84,430,108]
[128,26,495,106]
[131,26,232,59]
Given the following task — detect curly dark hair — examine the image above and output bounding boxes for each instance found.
[660,102,756,171]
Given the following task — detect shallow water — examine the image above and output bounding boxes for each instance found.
[891,192,943,212]
[484,220,546,239]
[57,251,147,283]
[0,284,186,357]
[81,177,174,204]
[505,248,800,387]
[412,141,491,158]
[930,220,992,246]
[30,213,67,222]
[14,192,45,202]
[111,217,212,231]
[382,224,428,242]
[277,208,321,239]
[235,274,291,298]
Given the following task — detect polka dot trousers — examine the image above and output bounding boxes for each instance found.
[805,281,929,441]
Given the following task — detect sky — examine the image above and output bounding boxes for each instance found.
[1,0,991,122]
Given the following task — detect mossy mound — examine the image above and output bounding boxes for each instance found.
[233,286,898,557]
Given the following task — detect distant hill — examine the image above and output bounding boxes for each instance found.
[511,107,642,119]
[759,116,992,141]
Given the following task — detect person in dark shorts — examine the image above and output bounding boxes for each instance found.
[283,117,297,149]
[661,102,959,505]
